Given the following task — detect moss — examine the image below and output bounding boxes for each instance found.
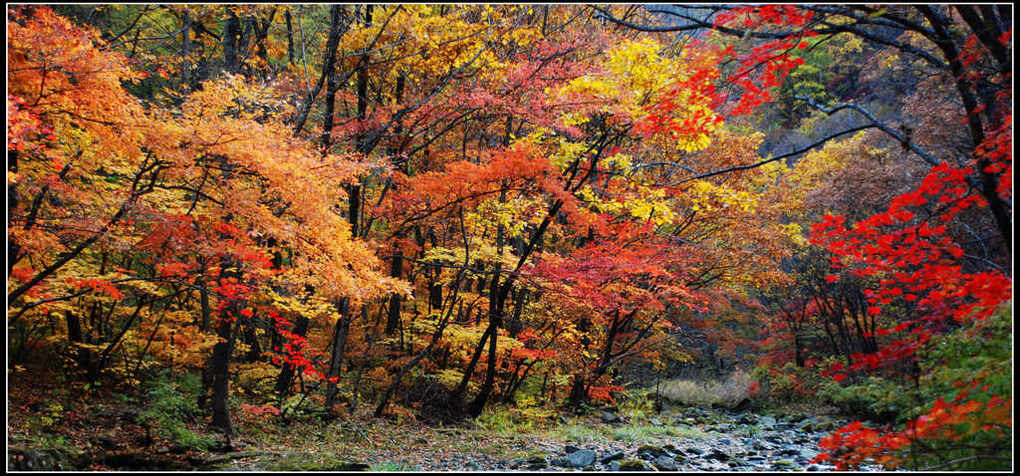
[636,444,665,455]
[774,459,795,468]
[618,459,652,471]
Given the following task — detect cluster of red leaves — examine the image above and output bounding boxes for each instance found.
[813,394,1012,470]
[268,311,331,383]
[714,5,815,116]
[635,49,725,138]
[588,384,624,405]
[66,277,124,300]
[977,113,1012,200]
[7,94,56,153]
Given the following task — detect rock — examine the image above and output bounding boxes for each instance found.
[550,457,570,467]
[564,449,596,468]
[707,449,729,462]
[526,456,548,470]
[787,413,809,423]
[815,417,838,432]
[599,451,625,464]
[779,447,800,457]
[719,437,732,445]
[636,444,667,457]
[564,444,581,454]
[774,459,795,468]
[661,444,680,454]
[617,459,652,471]
[653,455,677,471]
[600,411,622,424]
[685,447,703,455]
[650,418,663,426]
[760,415,778,428]
[608,461,621,471]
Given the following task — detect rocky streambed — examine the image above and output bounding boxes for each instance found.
[223,408,884,472]
[462,409,881,472]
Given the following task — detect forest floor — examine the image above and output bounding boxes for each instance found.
[9,380,882,472]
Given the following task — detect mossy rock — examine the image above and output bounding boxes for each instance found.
[519,449,548,460]
[774,459,795,468]
[618,459,652,471]
[636,444,666,456]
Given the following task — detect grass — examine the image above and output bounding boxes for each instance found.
[369,461,422,471]
[660,370,757,409]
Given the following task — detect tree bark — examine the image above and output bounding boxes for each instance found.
[210,312,236,436]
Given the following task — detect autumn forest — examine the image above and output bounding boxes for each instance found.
[6,4,1013,472]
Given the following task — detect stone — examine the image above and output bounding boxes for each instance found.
[617,459,652,471]
[599,451,625,464]
[774,459,795,468]
[600,411,622,424]
[653,455,677,471]
[650,418,663,426]
[526,456,548,470]
[564,449,596,468]
[636,444,666,457]
[707,449,729,462]
[564,445,581,454]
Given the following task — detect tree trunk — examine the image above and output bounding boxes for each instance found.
[222,12,242,74]
[210,313,236,436]
[467,265,504,417]
[324,300,351,411]
[385,250,403,335]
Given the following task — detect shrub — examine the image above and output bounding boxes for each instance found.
[138,371,215,450]
[818,375,907,423]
